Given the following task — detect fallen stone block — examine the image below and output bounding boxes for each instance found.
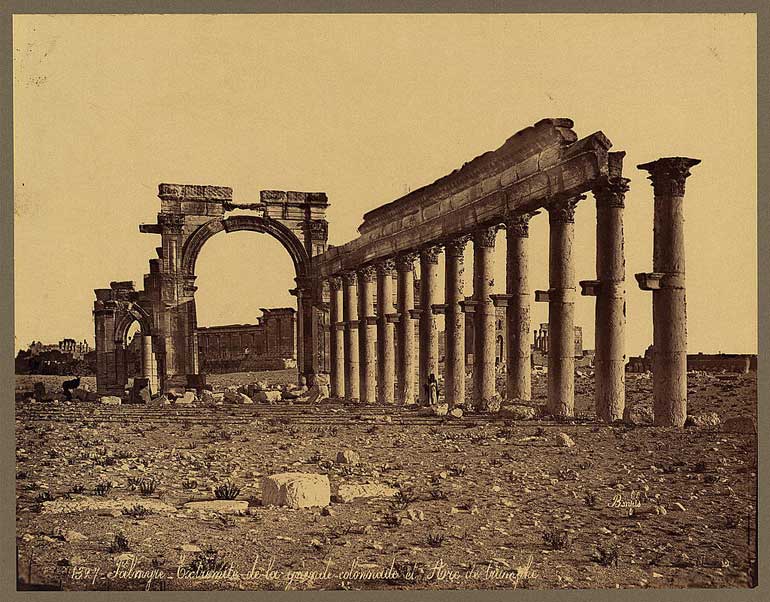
[499,404,537,420]
[175,391,198,405]
[261,472,330,508]
[183,500,249,514]
[336,450,360,465]
[100,396,122,406]
[41,497,176,515]
[685,412,721,428]
[335,483,398,503]
[556,432,575,448]
[449,407,464,419]
[721,416,756,434]
[623,404,653,425]
[254,390,282,403]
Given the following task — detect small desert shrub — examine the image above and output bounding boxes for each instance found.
[121,504,152,518]
[724,514,741,529]
[139,478,158,496]
[427,532,445,548]
[593,543,620,567]
[391,488,417,510]
[214,481,241,500]
[704,474,719,484]
[93,482,112,496]
[187,548,232,573]
[542,527,570,550]
[693,461,708,474]
[430,488,449,501]
[584,492,597,507]
[108,531,130,553]
[182,479,198,490]
[448,464,466,477]
[70,484,85,494]
[16,471,28,480]
[127,476,142,489]
[34,491,55,503]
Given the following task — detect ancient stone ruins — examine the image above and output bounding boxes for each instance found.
[93,118,699,426]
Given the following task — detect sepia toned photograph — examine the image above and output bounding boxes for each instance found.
[8,4,763,594]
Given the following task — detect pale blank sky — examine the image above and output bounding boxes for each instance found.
[13,13,757,356]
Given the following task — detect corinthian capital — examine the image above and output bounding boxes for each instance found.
[341,271,358,286]
[637,157,701,197]
[358,264,377,283]
[376,258,396,277]
[472,225,499,248]
[328,275,343,291]
[444,234,471,259]
[420,245,442,264]
[395,252,418,272]
[593,177,630,209]
[548,195,585,224]
[505,211,538,237]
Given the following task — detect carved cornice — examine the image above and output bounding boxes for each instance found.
[376,258,396,277]
[548,195,585,224]
[472,225,499,248]
[637,157,701,197]
[444,234,471,259]
[395,252,418,272]
[358,264,377,283]
[420,245,442,264]
[505,211,538,237]
[593,177,630,209]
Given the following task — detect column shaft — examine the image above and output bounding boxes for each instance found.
[444,236,469,407]
[547,198,581,417]
[505,214,534,401]
[376,260,396,404]
[141,335,154,393]
[472,227,498,411]
[342,272,360,400]
[594,176,629,422]
[418,246,441,403]
[637,157,700,426]
[396,253,417,405]
[358,266,377,403]
[328,277,344,398]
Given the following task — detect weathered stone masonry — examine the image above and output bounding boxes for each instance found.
[93,118,698,426]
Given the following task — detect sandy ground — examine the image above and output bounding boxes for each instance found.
[15,370,757,591]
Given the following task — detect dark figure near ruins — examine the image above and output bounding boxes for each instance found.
[62,376,80,400]
[424,373,439,406]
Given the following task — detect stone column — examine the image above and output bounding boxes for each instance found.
[328,276,344,398]
[636,157,700,426]
[396,252,417,405]
[141,335,155,394]
[444,235,469,408]
[418,245,442,404]
[294,291,305,384]
[342,271,360,401]
[357,265,377,403]
[584,161,630,422]
[472,226,499,411]
[546,196,582,417]
[505,212,536,401]
[376,259,396,404]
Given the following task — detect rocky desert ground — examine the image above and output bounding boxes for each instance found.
[15,369,757,591]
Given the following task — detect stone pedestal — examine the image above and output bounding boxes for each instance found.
[418,246,441,404]
[396,253,417,405]
[546,197,582,418]
[636,157,700,427]
[328,276,344,398]
[472,226,498,411]
[505,213,536,401]
[357,266,377,403]
[342,272,359,401]
[376,260,396,404]
[444,236,469,408]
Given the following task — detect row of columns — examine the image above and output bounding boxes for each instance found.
[323,156,695,426]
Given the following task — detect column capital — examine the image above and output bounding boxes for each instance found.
[593,177,630,209]
[548,195,585,224]
[444,234,471,258]
[420,244,442,264]
[328,275,343,291]
[395,251,418,272]
[341,271,358,286]
[376,257,396,276]
[637,156,701,197]
[505,211,539,237]
[357,264,377,283]
[472,225,500,248]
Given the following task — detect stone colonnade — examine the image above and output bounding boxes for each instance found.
[323,184,632,419]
